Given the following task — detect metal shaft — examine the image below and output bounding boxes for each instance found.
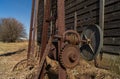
[39,0,51,79]
[27,0,35,60]
[40,0,51,60]
[57,0,67,79]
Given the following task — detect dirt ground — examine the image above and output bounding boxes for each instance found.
[0,42,120,79]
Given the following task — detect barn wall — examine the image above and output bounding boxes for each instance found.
[37,0,120,54]
[65,0,120,55]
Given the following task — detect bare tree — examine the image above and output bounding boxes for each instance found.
[0,18,27,42]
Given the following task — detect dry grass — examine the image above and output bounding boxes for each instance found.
[66,54,120,79]
[96,54,120,75]
[0,42,28,54]
[0,42,28,79]
[0,42,119,79]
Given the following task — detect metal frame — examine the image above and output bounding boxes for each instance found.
[27,0,36,60]
[26,0,105,79]
[57,0,67,79]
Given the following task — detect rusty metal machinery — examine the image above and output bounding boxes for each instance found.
[39,0,101,78]
[59,44,80,69]
[13,0,104,79]
[12,59,28,71]
[80,24,103,61]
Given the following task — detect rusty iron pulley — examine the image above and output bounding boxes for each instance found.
[80,24,103,61]
[63,30,80,45]
[59,44,80,69]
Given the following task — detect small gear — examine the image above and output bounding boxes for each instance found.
[63,30,81,45]
[59,44,80,69]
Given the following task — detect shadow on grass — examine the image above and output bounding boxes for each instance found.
[0,49,26,56]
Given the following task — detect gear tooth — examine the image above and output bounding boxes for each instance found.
[59,44,80,69]
[59,45,66,69]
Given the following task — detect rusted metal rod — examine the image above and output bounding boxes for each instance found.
[38,0,51,79]
[57,0,67,79]
[35,38,52,79]
[40,0,51,60]
[31,0,39,57]
[27,0,35,60]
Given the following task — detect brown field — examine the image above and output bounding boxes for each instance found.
[0,42,120,79]
[0,42,28,79]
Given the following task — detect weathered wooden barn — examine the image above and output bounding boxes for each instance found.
[37,0,120,55]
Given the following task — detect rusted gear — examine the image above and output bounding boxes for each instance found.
[12,59,27,71]
[63,30,80,45]
[59,44,80,69]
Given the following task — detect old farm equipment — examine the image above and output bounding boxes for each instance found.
[35,0,103,78]
[13,0,120,79]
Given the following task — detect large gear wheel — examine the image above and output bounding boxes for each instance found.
[59,44,80,69]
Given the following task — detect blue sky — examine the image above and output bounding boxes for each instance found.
[0,0,32,37]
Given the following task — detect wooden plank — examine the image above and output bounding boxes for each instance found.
[105,11,120,22]
[66,0,97,11]
[77,10,98,21]
[103,45,120,55]
[76,11,120,26]
[65,0,85,10]
[104,37,120,45]
[105,2,120,14]
[66,26,74,30]
[65,0,119,15]
[105,0,120,6]
[65,10,98,25]
[65,2,120,21]
[65,17,74,24]
[65,0,75,6]
[65,22,74,28]
[65,12,74,20]
[104,28,120,37]
[77,3,99,18]
[76,0,98,11]
[66,0,98,15]
[77,17,99,27]
[104,21,120,29]
[65,0,119,21]
[65,10,97,21]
